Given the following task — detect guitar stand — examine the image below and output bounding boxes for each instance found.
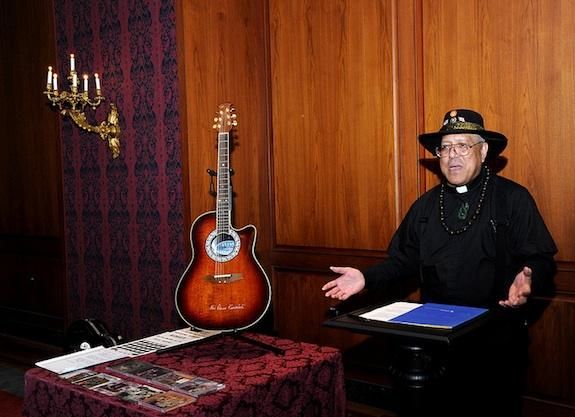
[230,331,285,356]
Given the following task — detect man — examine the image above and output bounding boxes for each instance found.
[322,109,557,416]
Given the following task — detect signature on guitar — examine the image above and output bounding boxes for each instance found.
[209,304,246,311]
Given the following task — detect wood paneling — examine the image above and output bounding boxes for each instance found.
[421,0,575,262]
[273,269,368,350]
[0,0,62,237]
[177,0,575,413]
[419,8,575,408]
[177,0,271,264]
[528,296,575,402]
[0,0,65,344]
[269,0,397,250]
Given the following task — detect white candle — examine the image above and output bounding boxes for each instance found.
[53,73,58,91]
[70,54,75,72]
[83,74,88,92]
[94,73,101,91]
[47,66,53,86]
[72,72,77,88]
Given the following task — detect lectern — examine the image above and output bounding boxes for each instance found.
[324,303,493,417]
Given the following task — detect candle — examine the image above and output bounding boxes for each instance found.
[94,73,101,91]
[72,72,78,88]
[70,54,75,72]
[83,74,88,92]
[53,73,58,91]
[47,66,53,86]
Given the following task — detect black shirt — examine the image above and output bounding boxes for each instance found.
[363,168,557,308]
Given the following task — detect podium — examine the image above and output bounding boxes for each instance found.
[324,303,493,417]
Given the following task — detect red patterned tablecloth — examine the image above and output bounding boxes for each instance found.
[23,332,345,417]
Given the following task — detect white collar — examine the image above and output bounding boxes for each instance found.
[455,185,468,194]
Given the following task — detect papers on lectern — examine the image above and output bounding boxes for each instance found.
[357,301,488,329]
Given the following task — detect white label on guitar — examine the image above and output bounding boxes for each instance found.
[205,230,241,262]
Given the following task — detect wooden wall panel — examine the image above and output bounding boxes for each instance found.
[273,269,368,349]
[421,0,575,263]
[269,0,397,250]
[0,0,66,344]
[178,0,575,413]
[177,0,271,263]
[0,0,62,237]
[527,296,575,402]
[420,0,575,409]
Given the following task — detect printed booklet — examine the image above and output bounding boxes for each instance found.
[140,391,196,413]
[107,359,225,397]
[59,368,197,412]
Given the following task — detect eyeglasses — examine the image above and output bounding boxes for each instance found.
[435,140,485,158]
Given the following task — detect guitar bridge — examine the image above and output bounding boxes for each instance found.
[205,273,243,284]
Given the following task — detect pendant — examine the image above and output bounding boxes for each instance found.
[457,202,470,220]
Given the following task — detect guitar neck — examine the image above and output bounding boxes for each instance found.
[216,131,231,233]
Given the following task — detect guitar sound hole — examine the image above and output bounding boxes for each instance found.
[205,230,241,262]
[212,234,236,256]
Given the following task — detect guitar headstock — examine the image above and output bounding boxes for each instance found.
[212,103,237,133]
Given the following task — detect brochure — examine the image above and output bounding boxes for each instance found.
[107,359,225,397]
[359,301,488,329]
[140,390,196,413]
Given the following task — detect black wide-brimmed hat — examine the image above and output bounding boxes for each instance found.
[418,109,508,158]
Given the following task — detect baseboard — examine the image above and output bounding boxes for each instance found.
[522,395,575,417]
[0,332,62,366]
[345,377,398,414]
[346,400,397,417]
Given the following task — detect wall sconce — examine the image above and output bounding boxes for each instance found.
[43,53,121,158]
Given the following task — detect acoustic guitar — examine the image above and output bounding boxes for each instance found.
[175,103,272,331]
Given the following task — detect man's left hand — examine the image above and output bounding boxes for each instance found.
[499,266,532,308]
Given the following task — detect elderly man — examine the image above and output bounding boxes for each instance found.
[322,109,556,416]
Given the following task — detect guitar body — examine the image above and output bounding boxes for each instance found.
[175,211,271,331]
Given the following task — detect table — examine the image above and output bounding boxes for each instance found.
[324,305,493,417]
[23,332,345,417]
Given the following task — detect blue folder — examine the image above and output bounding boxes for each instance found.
[388,303,488,329]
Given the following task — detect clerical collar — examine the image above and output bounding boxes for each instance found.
[445,166,486,194]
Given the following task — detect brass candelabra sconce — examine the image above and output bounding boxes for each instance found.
[44,54,121,158]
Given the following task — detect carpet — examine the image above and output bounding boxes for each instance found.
[0,390,23,417]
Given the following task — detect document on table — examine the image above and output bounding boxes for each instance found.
[35,346,128,375]
[358,301,488,329]
[109,328,221,356]
[36,328,221,374]
[359,301,421,321]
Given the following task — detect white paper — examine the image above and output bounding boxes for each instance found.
[109,328,221,356]
[359,301,421,322]
[35,328,221,375]
[36,346,128,374]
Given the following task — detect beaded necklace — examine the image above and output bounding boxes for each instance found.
[439,166,490,235]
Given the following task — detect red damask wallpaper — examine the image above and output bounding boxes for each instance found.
[55,0,185,341]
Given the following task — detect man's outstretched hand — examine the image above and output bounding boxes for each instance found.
[322,266,366,301]
[499,266,532,308]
